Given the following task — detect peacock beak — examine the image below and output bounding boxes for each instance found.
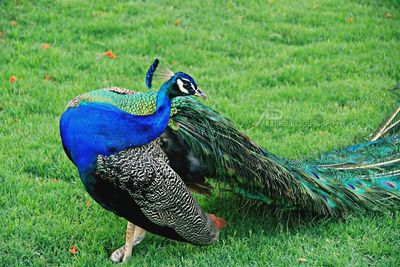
[194,87,207,99]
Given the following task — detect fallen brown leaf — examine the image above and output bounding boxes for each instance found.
[175,18,182,26]
[347,17,354,23]
[297,258,307,263]
[103,50,117,59]
[44,74,54,81]
[52,178,59,182]
[9,20,17,27]
[69,245,78,255]
[384,12,393,18]
[9,76,16,84]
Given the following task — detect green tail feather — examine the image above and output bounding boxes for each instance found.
[172,97,400,216]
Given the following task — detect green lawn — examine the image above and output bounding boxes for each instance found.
[1,0,399,266]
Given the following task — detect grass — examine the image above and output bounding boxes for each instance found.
[0,0,399,265]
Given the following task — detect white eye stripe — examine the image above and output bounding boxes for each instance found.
[177,79,183,87]
[177,79,189,94]
[180,78,196,90]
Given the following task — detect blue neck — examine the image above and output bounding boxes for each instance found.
[154,82,172,128]
[60,81,174,174]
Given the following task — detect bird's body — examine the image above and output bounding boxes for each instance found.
[60,60,400,262]
[60,74,221,248]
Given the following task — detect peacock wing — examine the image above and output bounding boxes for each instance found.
[94,140,219,245]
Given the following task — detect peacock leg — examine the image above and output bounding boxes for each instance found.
[122,224,145,262]
[110,222,146,263]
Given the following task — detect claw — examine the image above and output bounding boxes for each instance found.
[110,245,125,263]
[110,223,146,263]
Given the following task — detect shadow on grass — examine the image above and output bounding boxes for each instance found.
[101,192,337,255]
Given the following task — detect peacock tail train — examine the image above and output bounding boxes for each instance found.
[75,86,400,217]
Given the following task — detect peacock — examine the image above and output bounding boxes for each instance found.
[59,59,400,263]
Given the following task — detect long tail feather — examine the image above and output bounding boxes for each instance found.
[371,84,400,140]
[171,97,400,216]
[371,108,400,141]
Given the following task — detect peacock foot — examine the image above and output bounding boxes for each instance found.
[110,245,126,263]
[109,222,146,263]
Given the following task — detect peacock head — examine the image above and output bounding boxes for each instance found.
[145,59,207,99]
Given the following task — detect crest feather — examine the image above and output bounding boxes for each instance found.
[145,59,174,89]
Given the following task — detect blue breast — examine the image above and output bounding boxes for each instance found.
[60,102,169,174]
